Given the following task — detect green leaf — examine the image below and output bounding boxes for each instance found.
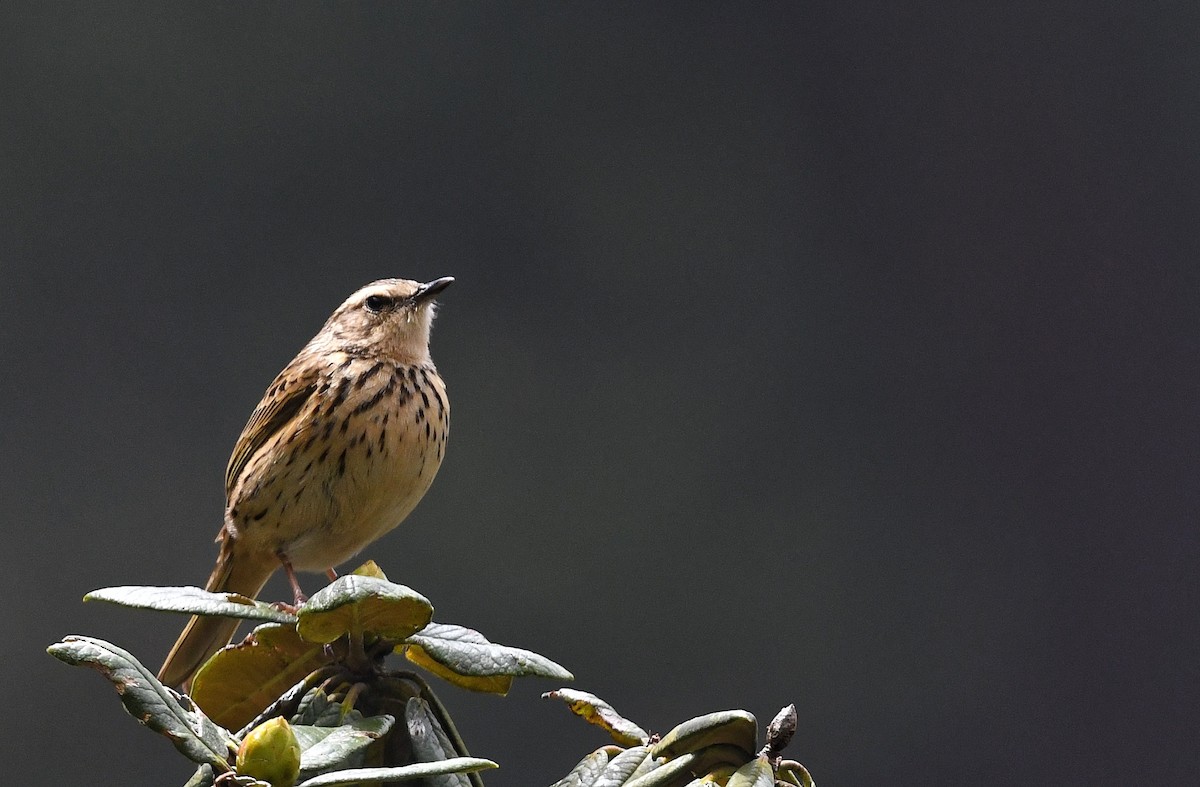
[296,576,433,644]
[294,715,394,781]
[85,586,296,624]
[405,644,512,694]
[623,750,701,787]
[349,560,387,579]
[649,710,757,761]
[626,746,750,787]
[543,689,649,746]
[47,635,236,771]
[402,623,573,693]
[293,686,362,728]
[726,755,774,787]
[405,698,472,787]
[183,763,216,787]
[191,623,337,732]
[593,745,653,787]
[293,758,497,787]
[551,749,610,787]
[192,774,266,787]
[777,759,816,787]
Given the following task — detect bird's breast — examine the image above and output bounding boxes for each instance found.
[229,358,448,571]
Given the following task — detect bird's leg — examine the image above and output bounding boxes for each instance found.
[275,550,308,609]
[321,568,340,662]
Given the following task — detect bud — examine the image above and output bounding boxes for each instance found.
[237,716,302,787]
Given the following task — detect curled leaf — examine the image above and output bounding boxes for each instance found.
[777,760,815,787]
[402,623,572,695]
[725,755,774,787]
[48,635,236,771]
[543,689,649,746]
[650,711,757,761]
[192,623,336,732]
[593,745,653,787]
[293,758,497,787]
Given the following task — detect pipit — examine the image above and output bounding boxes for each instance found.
[158,277,453,688]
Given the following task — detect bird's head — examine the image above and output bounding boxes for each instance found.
[314,277,454,365]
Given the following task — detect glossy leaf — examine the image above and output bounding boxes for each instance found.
[293,687,360,728]
[543,689,649,746]
[623,750,703,787]
[192,623,336,731]
[405,643,512,694]
[405,698,470,787]
[85,586,296,624]
[627,746,750,787]
[296,576,432,644]
[593,745,653,787]
[650,711,757,761]
[294,758,497,787]
[403,623,573,694]
[726,755,774,787]
[47,636,236,771]
[294,715,394,781]
[552,749,610,787]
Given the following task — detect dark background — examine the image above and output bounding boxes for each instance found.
[3,3,1197,784]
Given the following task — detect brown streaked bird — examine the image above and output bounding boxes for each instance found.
[158,277,453,688]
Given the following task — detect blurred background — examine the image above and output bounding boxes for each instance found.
[3,3,1197,784]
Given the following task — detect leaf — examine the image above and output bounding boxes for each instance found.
[294,715,394,781]
[296,576,433,644]
[726,755,774,787]
[551,749,610,787]
[375,674,482,787]
[623,750,701,787]
[650,711,757,761]
[543,689,649,746]
[85,586,296,624]
[350,560,387,579]
[402,623,573,694]
[593,746,653,787]
[777,759,816,787]
[626,746,750,787]
[184,763,217,787]
[405,698,471,787]
[294,758,497,787]
[192,623,336,731]
[293,687,362,728]
[625,750,664,783]
[47,636,235,771]
[406,646,512,694]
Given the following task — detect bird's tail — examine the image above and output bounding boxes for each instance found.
[157,537,277,690]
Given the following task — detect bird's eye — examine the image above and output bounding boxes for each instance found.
[364,295,393,313]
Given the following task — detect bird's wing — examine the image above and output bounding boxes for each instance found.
[225,362,320,497]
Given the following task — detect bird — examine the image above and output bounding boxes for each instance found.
[158,277,453,688]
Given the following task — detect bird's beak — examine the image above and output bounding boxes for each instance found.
[411,277,454,304]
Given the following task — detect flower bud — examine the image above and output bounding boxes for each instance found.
[237,716,302,787]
